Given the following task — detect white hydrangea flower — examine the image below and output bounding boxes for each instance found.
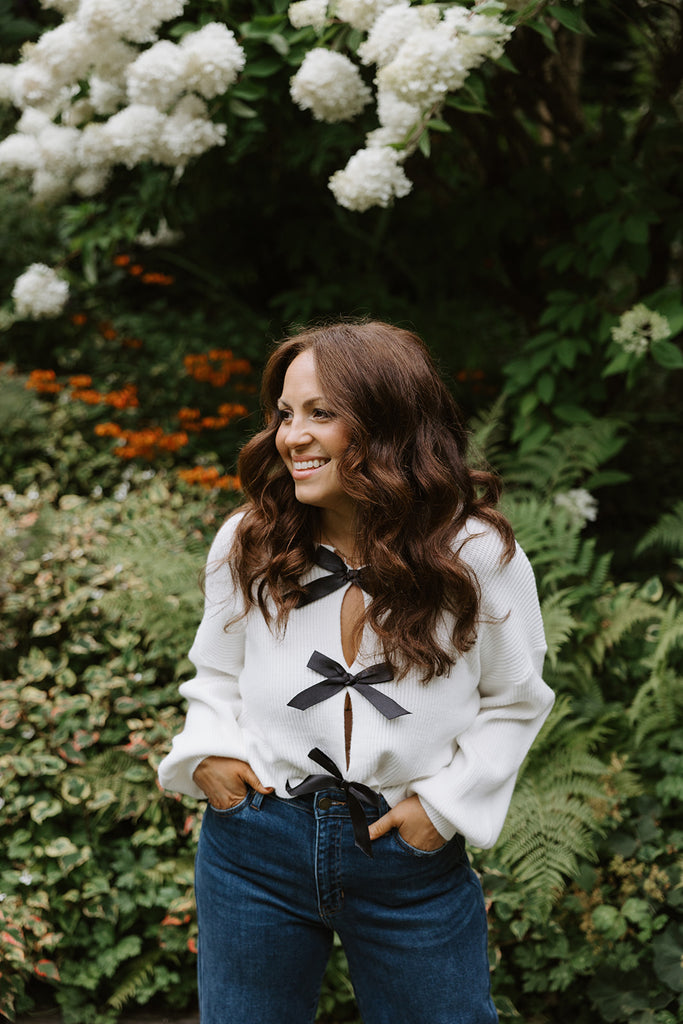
[0,64,15,101]
[16,108,53,136]
[288,0,328,31]
[61,98,96,127]
[89,76,127,116]
[11,61,56,108]
[156,95,227,165]
[32,169,71,202]
[329,145,412,211]
[0,134,40,175]
[77,0,188,44]
[442,6,514,66]
[38,124,82,170]
[358,2,440,67]
[554,489,598,527]
[102,104,167,167]
[126,40,186,109]
[179,23,246,99]
[366,89,422,147]
[31,21,93,85]
[291,49,372,123]
[78,121,113,167]
[73,165,111,196]
[611,303,671,356]
[12,263,69,319]
[378,27,468,106]
[336,0,396,32]
[90,39,137,80]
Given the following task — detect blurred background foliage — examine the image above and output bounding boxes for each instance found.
[1,1,682,1022]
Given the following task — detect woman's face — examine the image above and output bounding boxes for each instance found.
[275,350,356,523]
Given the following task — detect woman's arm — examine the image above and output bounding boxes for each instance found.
[158,515,251,798]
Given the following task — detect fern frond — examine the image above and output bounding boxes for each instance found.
[540,591,578,667]
[496,419,626,495]
[635,499,683,557]
[107,950,160,1012]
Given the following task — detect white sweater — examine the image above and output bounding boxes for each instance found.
[158,513,554,848]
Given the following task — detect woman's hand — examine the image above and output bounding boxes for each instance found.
[193,756,273,810]
[368,794,446,852]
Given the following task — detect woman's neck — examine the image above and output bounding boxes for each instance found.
[318,510,360,566]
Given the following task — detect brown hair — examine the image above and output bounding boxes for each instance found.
[230,320,514,680]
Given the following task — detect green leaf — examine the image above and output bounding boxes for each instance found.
[652,923,683,991]
[425,119,451,133]
[229,98,258,119]
[650,339,683,369]
[418,132,431,158]
[547,5,589,34]
[243,57,283,78]
[622,215,649,245]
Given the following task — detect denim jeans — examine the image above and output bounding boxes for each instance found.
[195,787,498,1024]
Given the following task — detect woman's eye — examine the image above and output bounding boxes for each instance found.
[277,408,291,422]
[312,408,332,420]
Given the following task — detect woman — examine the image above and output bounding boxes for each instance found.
[159,321,554,1024]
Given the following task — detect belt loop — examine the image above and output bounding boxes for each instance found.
[251,790,265,811]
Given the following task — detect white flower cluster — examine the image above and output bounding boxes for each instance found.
[290,49,372,123]
[12,263,69,319]
[329,146,412,210]
[288,0,328,32]
[611,303,671,356]
[289,0,515,211]
[0,1,245,202]
[554,489,598,527]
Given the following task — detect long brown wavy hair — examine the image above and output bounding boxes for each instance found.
[229,320,514,681]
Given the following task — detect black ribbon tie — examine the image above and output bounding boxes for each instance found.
[295,547,372,607]
[286,748,381,857]
[287,651,410,720]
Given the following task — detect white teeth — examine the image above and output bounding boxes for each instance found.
[293,459,329,470]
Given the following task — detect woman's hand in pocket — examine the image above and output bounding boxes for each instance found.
[193,756,273,810]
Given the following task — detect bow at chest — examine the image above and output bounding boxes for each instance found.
[287,650,410,720]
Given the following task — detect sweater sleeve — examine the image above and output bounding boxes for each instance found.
[410,536,554,848]
[157,515,249,798]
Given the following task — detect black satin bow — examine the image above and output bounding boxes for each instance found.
[288,651,410,720]
[286,747,381,857]
[294,547,372,608]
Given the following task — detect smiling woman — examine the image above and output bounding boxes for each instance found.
[158,320,554,1024]
[275,349,356,535]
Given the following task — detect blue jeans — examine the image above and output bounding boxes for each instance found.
[195,787,498,1024]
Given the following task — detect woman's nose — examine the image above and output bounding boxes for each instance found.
[284,415,313,447]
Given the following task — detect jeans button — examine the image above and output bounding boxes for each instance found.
[318,797,332,810]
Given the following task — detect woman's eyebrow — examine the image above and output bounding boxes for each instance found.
[277,396,326,408]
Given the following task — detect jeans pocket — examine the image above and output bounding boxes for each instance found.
[391,828,450,858]
[207,788,252,817]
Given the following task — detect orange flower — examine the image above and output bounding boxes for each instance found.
[200,416,230,430]
[141,272,174,286]
[94,422,123,438]
[128,264,144,276]
[178,466,241,490]
[97,321,117,340]
[71,313,87,326]
[218,402,248,418]
[69,374,92,388]
[113,254,131,267]
[71,388,103,404]
[26,369,63,394]
[188,937,198,954]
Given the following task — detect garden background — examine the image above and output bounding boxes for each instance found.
[0,1,682,1022]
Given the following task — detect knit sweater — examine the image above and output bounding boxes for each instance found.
[158,513,554,848]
